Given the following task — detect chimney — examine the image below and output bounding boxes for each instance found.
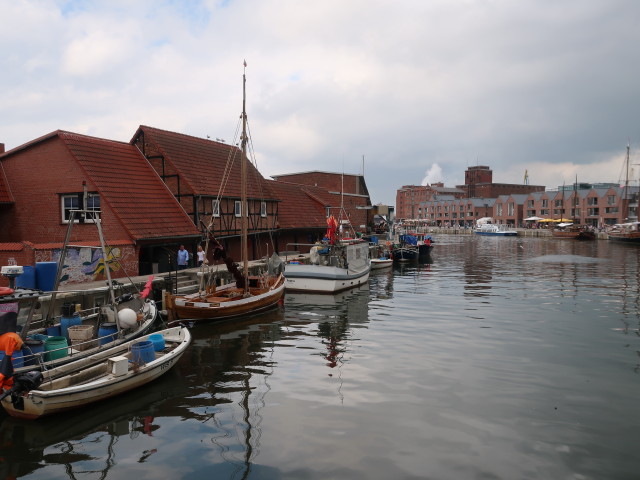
[0,143,4,154]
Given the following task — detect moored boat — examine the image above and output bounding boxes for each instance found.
[284,238,371,293]
[163,66,285,323]
[0,326,191,420]
[608,222,640,243]
[551,223,596,240]
[370,257,393,269]
[474,223,517,236]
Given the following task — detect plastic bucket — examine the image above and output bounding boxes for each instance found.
[22,339,45,366]
[0,350,24,368]
[44,336,68,362]
[131,341,155,364]
[61,314,82,341]
[46,325,62,337]
[98,323,118,346]
[35,262,58,292]
[15,265,36,289]
[148,333,165,352]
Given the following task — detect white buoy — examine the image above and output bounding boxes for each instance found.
[117,308,137,329]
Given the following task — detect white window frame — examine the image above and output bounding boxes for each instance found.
[212,199,220,217]
[261,201,267,217]
[234,200,242,217]
[61,193,100,223]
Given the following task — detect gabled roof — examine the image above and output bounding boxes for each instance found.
[58,131,200,241]
[134,126,277,201]
[271,170,369,197]
[266,180,328,229]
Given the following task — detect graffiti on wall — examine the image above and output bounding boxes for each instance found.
[45,245,137,285]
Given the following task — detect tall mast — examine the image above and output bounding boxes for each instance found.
[240,62,249,292]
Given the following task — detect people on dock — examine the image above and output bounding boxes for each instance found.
[196,245,205,267]
[177,245,189,270]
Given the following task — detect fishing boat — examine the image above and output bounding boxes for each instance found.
[164,66,285,324]
[284,215,371,293]
[551,223,596,240]
[1,208,157,374]
[0,326,191,420]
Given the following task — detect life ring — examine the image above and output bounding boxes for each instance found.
[0,287,15,296]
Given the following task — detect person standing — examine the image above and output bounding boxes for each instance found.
[177,245,189,270]
[196,245,205,267]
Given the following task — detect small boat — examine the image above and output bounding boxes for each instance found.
[551,223,596,240]
[370,257,393,270]
[391,234,420,261]
[284,214,371,294]
[474,223,517,236]
[608,222,640,243]
[164,67,285,324]
[0,326,191,420]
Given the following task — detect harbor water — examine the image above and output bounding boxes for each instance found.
[1,235,639,479]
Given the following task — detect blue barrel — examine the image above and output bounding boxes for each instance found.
[0,350,24,368]
[148,333,165,352]
[131,341,155,364]
[35,262,58,292]
[60,313,82,341]
[46,325,62,337]
[15,265,36,289]
[22,339,45,366]
[98,323,118,345]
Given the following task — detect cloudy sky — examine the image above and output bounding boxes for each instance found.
[2,0,639,205]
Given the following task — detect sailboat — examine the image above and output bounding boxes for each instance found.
[608,143,640,243]
[163,65,285,324]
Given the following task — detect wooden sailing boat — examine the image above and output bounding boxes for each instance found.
[164,64,285,324]
[608,143,640,243]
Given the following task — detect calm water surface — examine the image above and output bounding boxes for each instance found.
[2,236,639,479]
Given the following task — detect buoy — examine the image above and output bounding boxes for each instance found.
[117,308,137,329]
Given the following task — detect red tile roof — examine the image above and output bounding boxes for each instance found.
[58,131,200,241]
[0,243,24,251]
[135,126,277,201]
[267,180,335,229]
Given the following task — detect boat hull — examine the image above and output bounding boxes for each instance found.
[370,258,393,270]
[2,327,191,420]
[165,274,285,324]
[474,231,517,236]
[284,264,371,293]
[552,230,596,240]
[392,246,419,261]
[608,232,640,243]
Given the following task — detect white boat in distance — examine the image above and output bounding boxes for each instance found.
[474,221,517,237]
[284,238,371,293]
[370,257,393,269]
[1,326,191,420]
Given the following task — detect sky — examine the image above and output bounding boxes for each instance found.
[2,0,640,206]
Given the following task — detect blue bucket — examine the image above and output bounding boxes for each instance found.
[22,339,45,366]
[98,323,118,346]
[148,333,165,352]
[15,265,36,289]
[35,262,58,292]
[131,341,155,364]
[0,350,24,368]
